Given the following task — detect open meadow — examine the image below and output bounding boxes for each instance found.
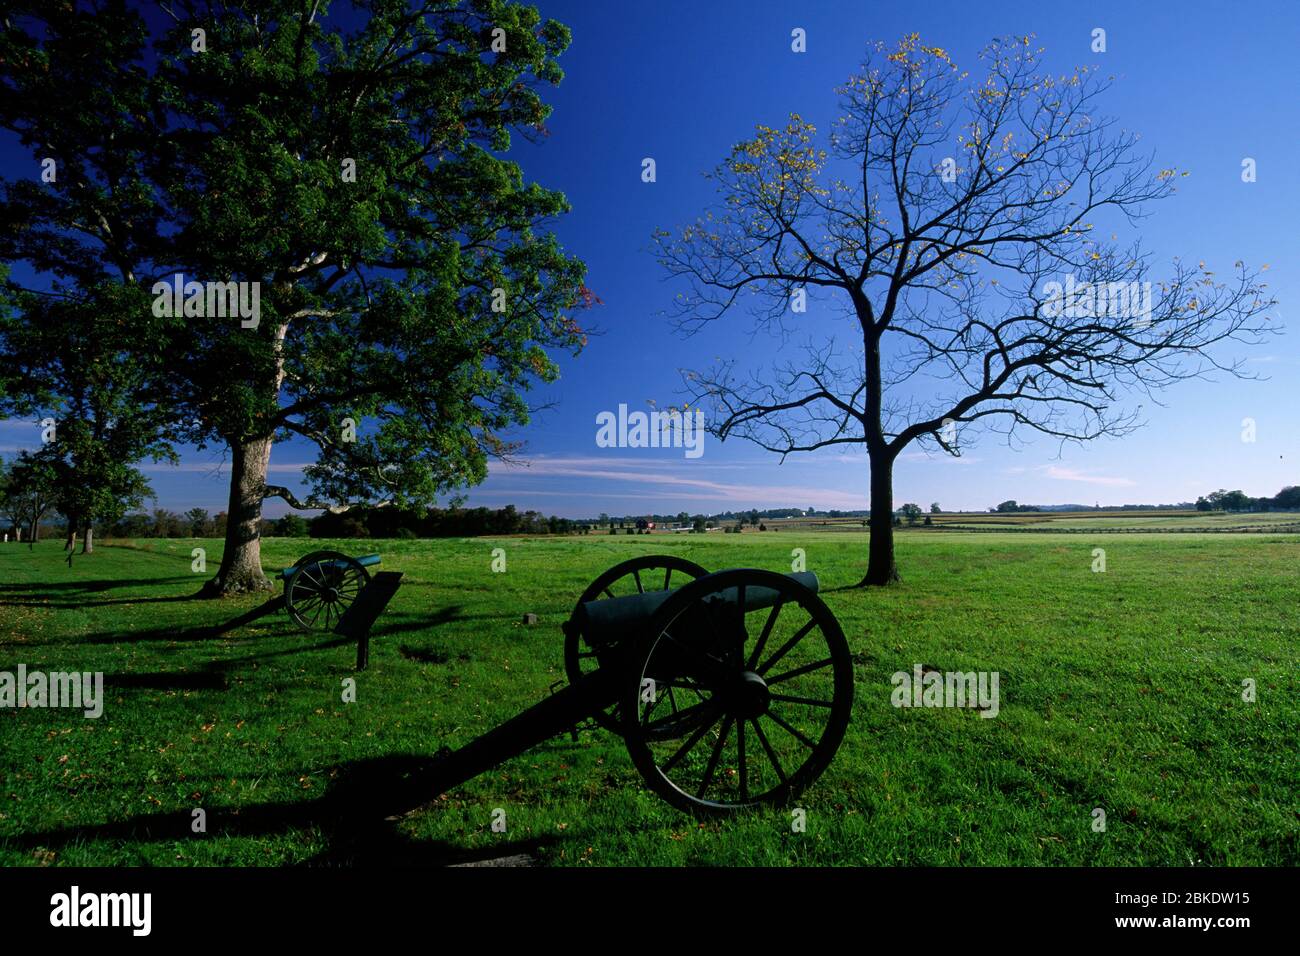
[1,529,1296,866]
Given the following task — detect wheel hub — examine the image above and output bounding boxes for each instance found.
[726,670,770,719]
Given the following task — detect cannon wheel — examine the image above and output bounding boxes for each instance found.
[284,550,371,632]
[621,568,853,815]
[564,554,709,733]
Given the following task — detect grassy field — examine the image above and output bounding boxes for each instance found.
[1,531,1297,866]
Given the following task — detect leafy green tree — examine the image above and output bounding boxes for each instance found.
[900,502,922,525]
[0,450,58,547]
[152,508,185,538]
[0,282,173,554]
[273,513,309,537]
[1219,489,1250,512]
[930,502,941,514]
[1273,486,1300,510]
[1,0,590,594]
[185,508,212,537]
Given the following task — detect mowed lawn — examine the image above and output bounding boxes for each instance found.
[0,532,1296,866]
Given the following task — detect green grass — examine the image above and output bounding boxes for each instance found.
[1,532,1297,866]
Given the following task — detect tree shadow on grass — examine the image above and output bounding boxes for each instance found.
[3,754,558,867]
[103,671,231,691]
[0,576,200,608]
[0,576,195,594]
[0,593,210,610]
[19,620,289,648]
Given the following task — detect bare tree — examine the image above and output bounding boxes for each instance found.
[657,34,1276,585]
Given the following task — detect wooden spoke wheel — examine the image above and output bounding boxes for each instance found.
[285,550,371,632]
[563,554,709,733]
[622,569,853,815]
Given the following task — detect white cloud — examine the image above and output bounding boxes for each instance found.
[488,455,865,509]
[1043,465,1136,488]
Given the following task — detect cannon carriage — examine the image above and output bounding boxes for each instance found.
[276,550,382,631]
[429,555,854,816]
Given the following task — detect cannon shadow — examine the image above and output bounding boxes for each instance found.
[2,754,555,867]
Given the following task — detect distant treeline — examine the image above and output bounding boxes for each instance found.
[78,504,594,540]
[1195,487,1300,512]
[18,488,1300,543]
[309,505,591,538]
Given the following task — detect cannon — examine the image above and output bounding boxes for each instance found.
[428,556,854,816]
[276,551,382,631]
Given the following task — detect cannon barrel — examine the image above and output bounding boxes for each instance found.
[276,552,381,580]
[426,668,622,798]
[574,569,819,644]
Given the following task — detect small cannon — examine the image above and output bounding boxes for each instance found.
[429,555,853,815]
[276,551,382,631]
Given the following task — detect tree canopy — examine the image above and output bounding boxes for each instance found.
[0,0,592,591]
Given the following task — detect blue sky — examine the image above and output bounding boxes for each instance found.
[3,0,1298,517]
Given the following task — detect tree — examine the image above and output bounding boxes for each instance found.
[152,508,185,538]
[900,502,922,525]
[1199,489,1229,511]
[0,281,174,554]
[1219,489,1250,513]
[1273,486,1300,510]
[930,502,941,514]
[185,508,212,537]
[0,451,58,547]
[657,34,1274,585]
[273,513,309,537]
[1,1,590,595]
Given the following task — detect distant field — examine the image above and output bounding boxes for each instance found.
[1,532,1297,866]
[769,509,1300,533]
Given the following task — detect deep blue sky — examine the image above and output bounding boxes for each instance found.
[3,0,1297,517]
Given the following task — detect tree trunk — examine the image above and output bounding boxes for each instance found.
[81,523,93,554]
[201,435,275,596]
[859,449,901,586]
[65,525,75,550]
[857,318,900,587]
[28,514,38,549]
